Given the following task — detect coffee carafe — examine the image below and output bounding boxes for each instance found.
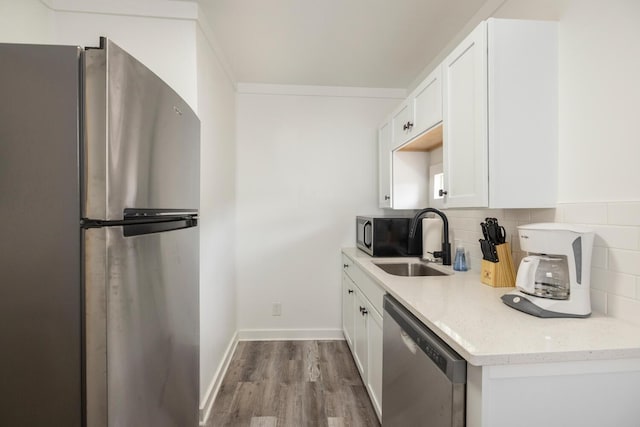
[516,255,570,299]
[502,223,595,318]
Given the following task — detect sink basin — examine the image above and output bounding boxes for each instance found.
[373,262,450,277]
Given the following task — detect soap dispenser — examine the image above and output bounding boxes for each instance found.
[453,241,468,271]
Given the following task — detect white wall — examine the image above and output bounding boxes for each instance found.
[0,0,53,43]
[235,86,401,338]
[555,0,640,202]
[195,24,237,420]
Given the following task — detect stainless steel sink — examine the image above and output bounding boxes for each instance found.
[373,262,450,277]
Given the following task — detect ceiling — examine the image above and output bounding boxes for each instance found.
[197,0,489,88]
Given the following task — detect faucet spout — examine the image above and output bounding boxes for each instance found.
[409,208,452,266]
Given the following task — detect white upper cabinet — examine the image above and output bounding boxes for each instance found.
[391,66,443,150]
[442,18,558,208]
[378,116,430,210]
[442,21,488,208]
[391,101,412,149]
[378,121,392,208]
[411,65,443,140]
[378,65,443,210]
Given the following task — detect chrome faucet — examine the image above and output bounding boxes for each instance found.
[409,208,452,266]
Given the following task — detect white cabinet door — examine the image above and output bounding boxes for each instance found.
[442,21,489,208]
[340,253,385,421]
[391,100,413,150]
[366,305,383,420]
[442,19,557,209]
[353,288,368,377]
[378,120,392,208]
[412,65,443,136]
[486,18,558,208]
[342,273,356,351]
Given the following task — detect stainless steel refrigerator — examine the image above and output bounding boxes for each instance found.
[0,38,200,426]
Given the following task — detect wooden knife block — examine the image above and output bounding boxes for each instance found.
[480,243,516,287]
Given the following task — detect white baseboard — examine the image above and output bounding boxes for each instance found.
[199,331,239,426]
[238,328,344,341]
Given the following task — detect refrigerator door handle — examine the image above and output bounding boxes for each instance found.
[122,218,197,237]
[123,208,198,218]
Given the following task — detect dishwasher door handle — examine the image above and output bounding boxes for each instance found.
[400,330,418,354]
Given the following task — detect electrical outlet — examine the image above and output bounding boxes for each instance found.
[272,302,282,316]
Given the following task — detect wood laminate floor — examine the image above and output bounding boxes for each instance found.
[208,340,380,427]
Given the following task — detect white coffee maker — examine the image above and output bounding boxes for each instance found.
[502,223,595,318]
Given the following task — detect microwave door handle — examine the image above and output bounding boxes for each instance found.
[363,221,372,248]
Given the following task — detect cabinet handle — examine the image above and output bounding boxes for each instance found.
[348,289,354,294]
[359,306,364,313]
[384,195,390,200]
[439,189,448,197]
[343,264,349,268]
[407,121,413,130]
[362,308,368,316]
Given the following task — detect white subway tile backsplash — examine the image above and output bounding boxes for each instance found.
[610,273,638,299]
[455,217,481,231]
[460,209,504,219]
[608,248,640,276]
[503,209,531,222]
[591,246,608,269]
[590,289,607,314]
[607,294,640,325]
[591,225,640,250]
[607,202,640,226]
[591,268,636,298]
[530,208,558,223]
[451,229,483,244]
[560,203,608,224]
[590,268,608,291]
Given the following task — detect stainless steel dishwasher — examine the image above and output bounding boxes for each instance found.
[382,295,467,426]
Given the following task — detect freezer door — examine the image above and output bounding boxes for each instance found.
[85,224,199,427]
[83,39,200,221]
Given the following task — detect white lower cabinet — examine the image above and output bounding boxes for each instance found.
[467,360,640,427]
[365,304,383,417]
[342,254,383,421]
[341,273,356,351]
[353,288,369,377]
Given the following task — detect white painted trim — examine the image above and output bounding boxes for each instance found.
[236,83,406,99]
[198,331,239,426]
[238,328,345,341]
[40,0,198,20]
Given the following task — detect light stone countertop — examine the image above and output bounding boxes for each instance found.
[342,247,640,367]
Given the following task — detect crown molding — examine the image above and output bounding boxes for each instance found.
[39,0,198,20]
[236,83,406,99]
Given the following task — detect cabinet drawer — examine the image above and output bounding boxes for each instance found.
[342,255,384,316]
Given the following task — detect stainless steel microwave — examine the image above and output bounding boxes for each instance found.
[356,216,422,257]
